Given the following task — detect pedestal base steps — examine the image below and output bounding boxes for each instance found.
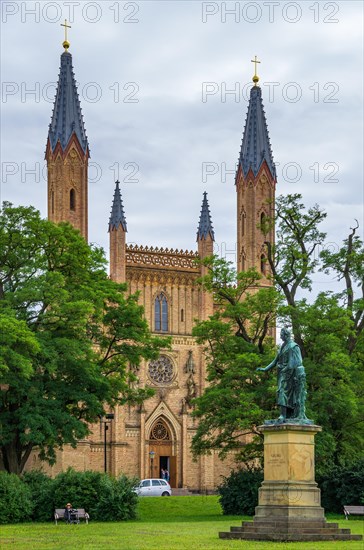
[219,508,362,541]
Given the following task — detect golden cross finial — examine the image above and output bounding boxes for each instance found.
[251,55,261,86]
[61,19,71,51]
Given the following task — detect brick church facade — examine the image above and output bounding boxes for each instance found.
[27,38,276,491]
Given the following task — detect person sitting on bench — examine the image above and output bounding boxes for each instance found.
[64,503,78,524]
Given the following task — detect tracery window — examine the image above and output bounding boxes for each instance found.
[154,293,168,332]
[148,355,174,385]
[150,421,170,441]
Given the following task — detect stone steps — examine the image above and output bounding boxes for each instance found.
[231,526,352,534]
[243,520,338,529]
[219,519,363,541]
[219,530,362,541]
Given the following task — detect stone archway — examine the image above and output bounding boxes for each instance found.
[148,418,177,488]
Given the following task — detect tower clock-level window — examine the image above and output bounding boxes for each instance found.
[154,293,168,332]
[70,188,76,211]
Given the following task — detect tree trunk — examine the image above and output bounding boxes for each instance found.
[1,438,32,475]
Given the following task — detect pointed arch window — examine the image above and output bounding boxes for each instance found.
[155,293,168,332]
[51,190,55,214]
[70,188,76,211]
[260,254,267,275]
[241,207,246,237]
[260,212,267,233]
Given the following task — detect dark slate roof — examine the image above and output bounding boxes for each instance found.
[238,86,276,180]
[48,51,89,154]
[108,181,127,232]
[197,192,215,241]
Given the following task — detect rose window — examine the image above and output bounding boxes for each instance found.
[151,422,170,440]
[148,355,174,385]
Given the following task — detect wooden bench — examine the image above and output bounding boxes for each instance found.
[54,508,90,524]
[343,505,364,520]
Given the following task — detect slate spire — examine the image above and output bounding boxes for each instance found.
[108,181,127,232]
[197,192,215,241]
[47,50,89,154]
[237,85,276,180]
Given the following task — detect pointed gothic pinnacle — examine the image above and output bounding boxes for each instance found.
[108,180,127,232]
[197,191,215,241]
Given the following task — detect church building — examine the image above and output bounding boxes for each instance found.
[30,31,276,491]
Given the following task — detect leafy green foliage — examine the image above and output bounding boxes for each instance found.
[95,474,139,521]
[50,468,106,519]
[0,203,168,473]
[218,468,263,516]
[0,471,32,524]
[191,257,278,462]
[318,459,364,513]
[264,193,327,351]
[0,469,139,523]
[22,470,54,522]
[192,195,363,475]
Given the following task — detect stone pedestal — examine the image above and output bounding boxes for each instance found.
[219,424,362,541]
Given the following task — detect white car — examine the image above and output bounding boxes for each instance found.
[135,478,172,496]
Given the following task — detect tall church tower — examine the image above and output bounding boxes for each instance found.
[236,59,276,281]
[45,26,89,240]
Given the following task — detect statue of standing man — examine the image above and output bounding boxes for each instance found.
[256,328,312,425]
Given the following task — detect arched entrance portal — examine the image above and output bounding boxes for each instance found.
[149,419,177,487]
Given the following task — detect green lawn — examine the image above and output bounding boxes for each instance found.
[1,496,363,549]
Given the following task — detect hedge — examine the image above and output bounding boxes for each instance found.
[0,468,139,523]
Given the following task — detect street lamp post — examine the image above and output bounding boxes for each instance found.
[101,413,114,473]
[149,450,155,478]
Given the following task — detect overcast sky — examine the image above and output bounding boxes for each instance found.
[1,1,363,293]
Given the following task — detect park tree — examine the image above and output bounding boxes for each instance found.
[263,193,327,355]
[0,203,167,474]
[191,195,364,472]
[190,259,279,462]
[263,195,364,469]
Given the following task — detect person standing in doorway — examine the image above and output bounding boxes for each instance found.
[161,468,165,479]
[164,469,170,483]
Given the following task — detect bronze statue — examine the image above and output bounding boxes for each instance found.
[256,328,312,424]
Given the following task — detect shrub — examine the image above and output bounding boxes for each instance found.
[0,471,32,524]
[95,474,139,521]
[51,468,138,521]
[0,468,139,523]
[51,468,105,518]
[218,467,263,516]
[318,459,364,513]
[22,470,54,522]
